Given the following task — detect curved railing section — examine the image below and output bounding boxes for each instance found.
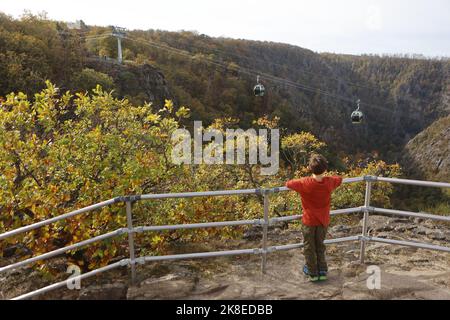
[1,176,449,300]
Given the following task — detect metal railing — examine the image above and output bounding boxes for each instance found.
[1,175,449,300]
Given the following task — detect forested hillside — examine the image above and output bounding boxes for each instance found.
[1,13,448,157]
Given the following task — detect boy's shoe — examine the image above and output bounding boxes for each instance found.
[303,265,320,282]
[319,270,328,281]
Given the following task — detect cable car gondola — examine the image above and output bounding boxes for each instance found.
[253,75,265,97]
[351,99,363,124]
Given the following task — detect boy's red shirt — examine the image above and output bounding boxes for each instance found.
[286,176,343,227]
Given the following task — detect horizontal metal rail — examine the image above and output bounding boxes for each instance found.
[338,176,366,184]
[138,177,363,200]
[369,237,450,253]
[0,228,126,273]
[270,207,363,224]
[0,198,116,241]
[269,235,361,252]
[142,248,260,263]
[140,188,260,200]
[131,208,363,233]
[135,219,263,233]
[12,259,129,300]
[373,207,450,222]
[140,235,363,262]
[376,176,450,189]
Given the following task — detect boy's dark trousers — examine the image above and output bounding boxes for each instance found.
[302,224,328,276]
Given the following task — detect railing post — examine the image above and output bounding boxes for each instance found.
[360,178,372,264]
[126,201,137,284]
[261,190,270,274]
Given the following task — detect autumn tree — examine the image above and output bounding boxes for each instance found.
[0,82,189,269]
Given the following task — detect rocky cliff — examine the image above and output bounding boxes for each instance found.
[84,58,172,107]
[402,115,450,181]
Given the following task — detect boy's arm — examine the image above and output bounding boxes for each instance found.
[331,176,343,190]
[286,179,303,193]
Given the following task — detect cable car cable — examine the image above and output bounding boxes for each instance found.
[124,35,405,116]
[122,35,422,119]
[142,36,439,107]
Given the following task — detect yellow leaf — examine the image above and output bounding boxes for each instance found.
[164,99,174,112]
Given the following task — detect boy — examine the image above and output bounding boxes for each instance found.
[286,154,342,282]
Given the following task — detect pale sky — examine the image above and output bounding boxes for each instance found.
[1,0,449,57]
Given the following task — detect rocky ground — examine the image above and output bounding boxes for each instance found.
[1,214,449,300]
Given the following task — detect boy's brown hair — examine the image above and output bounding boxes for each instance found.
[308,154,328,175]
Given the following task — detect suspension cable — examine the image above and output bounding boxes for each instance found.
[124,36,402,116]
[135,35,440,107]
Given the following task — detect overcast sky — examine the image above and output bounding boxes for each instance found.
[1,0,449,57]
